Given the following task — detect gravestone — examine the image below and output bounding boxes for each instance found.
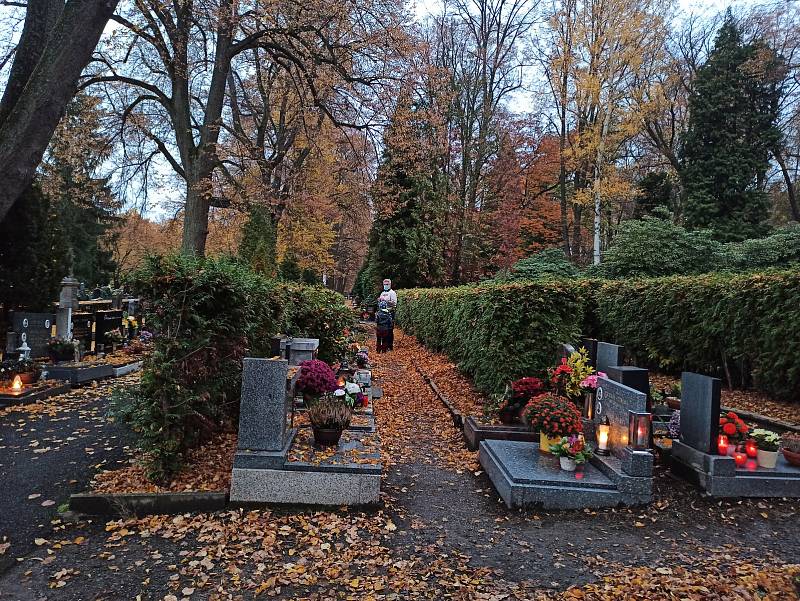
[596,342,624,374]
[94,310,123,349]
[595,376,648,458]
[560,342,576,360]
[56,276,80,340]
[70,313,94,353]
[580,337,599,368]
[10,312,55,358]
[279,338,319,366]
[606,366,650,405]
[233,358,295,470]
[678,372,721,454]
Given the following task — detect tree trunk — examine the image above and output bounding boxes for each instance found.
[0,0,120,224]
[182,177,212,256]
[774,148,800,222]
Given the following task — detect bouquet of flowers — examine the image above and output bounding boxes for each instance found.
[105,328,126,345]
[524,393,583,438]
[550,348,595,399]
[549,434,593,464]
[579,371,607,391]
[719,411,749,443]
[296,359,338,399]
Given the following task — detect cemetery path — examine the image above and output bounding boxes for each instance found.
[0,379,132,576]
[0,334,798,599]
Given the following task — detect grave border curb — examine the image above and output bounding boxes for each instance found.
[68,491,228,517]
[414,364,463,428]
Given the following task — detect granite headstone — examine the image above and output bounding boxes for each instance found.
[678,372,721,454]
[580,337,599,368]
[237,358,291,452]
[606,366,650,407]
[595,376,647,458]
[94,310,123,348]
[11,312,55,358]
[70,312,94,352]
[596,342,624,373]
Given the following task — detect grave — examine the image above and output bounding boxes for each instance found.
[44,363,115,386]
[0,381,72,408]
[671,372,800,497]
[7,312,55,358]
[278,337,319,366]
[480,375,653,509]
[230,357,381,506]
[94,310,123,351]
[70,312,95,354]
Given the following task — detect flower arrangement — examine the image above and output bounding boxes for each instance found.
[718,411,749,443]
[308,396,352,431]
[524,393,583,438]
[782,432,800,455]
[751,429,780,452]
[105,328,126,345]
[579,371,607,390]
[138,330,154,344]
[667,410,681,439]
[550,348,595,399]
[296,359,338,398]
[355,350,369,368]
[549,434,593,464]
[47,337,76,361]
[511,377,545,404]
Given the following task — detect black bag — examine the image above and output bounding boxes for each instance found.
[376,310,393,330]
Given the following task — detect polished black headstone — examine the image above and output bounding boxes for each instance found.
[678,372,721,454]
[596,341,624,373]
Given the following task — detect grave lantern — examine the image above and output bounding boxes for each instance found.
[745,439,758,459]
[717,434,730,456]
[596,416,610,456]
[627,411,651,451]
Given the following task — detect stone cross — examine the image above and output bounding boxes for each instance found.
[678,372,721,455]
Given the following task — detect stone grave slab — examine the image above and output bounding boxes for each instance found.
[10,312,55,358]
[0,381,71,408]
[463,416,537,451]
[596,342,624,374]
[45,363,115,386]
[479,440,650,509]
[279,338,319,366]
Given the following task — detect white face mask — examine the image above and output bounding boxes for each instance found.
[383,285,390,291]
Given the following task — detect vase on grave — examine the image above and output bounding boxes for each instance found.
[559,456,577,471]
[539,431,561,454]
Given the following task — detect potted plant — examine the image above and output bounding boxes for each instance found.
[308,396,352,447]
[665,382,681,410]
[549,434,593,471]
[105,328,125,351]
[524,393,583,453]
[781,433,800,467]
[550,348,594,402]
[751,429,780,468]
[15,359,41,385]
[47,338,75,363]
[296,359,338,404]
[718,411,749,450]
[499,377,544,424]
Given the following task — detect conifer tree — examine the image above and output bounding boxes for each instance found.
[679,15,784,241]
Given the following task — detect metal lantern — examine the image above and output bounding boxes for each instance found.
[627,411,651,451]
[596,416,610,456]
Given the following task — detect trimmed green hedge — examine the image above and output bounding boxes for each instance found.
[397,281,588,393]
[112,255,351,482]
[594,270,800,401]
[398,270,800,402]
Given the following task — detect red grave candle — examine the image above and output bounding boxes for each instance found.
[717,435,729,456]
[733,451,747,468]
[745,439,758,458]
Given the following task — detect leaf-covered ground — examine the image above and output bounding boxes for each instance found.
[0,333,798,600]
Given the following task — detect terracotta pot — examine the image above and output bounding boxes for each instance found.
[18,371,39,385]
[539,431,562,454]
[313,426,344,447]
[781,448,800,467]
[559,456,577,471]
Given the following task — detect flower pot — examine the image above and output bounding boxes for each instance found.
[666,397,681,410]
[312,426,344,447]
[18,371,39,385]
[757,449,778,469]
[559,456,577,472]
[539,431,561,454]
[782,448,800,467]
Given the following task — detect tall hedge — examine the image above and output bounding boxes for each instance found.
[113,255,351,482]
[397,281,588,393]
[594,270,800,401]
[398,270,800,403]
